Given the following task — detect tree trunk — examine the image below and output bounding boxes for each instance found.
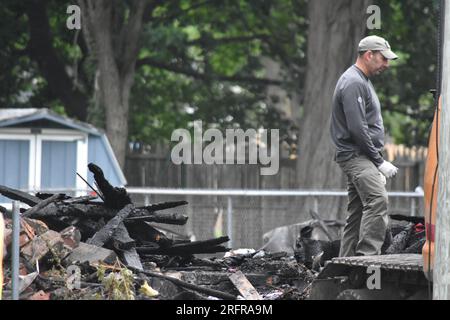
[296,0,370,220]
[78,0,146,168]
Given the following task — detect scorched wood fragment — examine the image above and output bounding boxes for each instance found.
[136,236,230,256]
[22,193,65,218]
[138,201,188,212]
[138,245,230,256]
[124,220,172,247]
[86,204,135,247]
[88,163,131,209]
[0,185,42,206]
[125,212,188,225]
[112,222,136,250]
[62,195,98,204]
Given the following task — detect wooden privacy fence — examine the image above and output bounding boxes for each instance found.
[124,143,427,249]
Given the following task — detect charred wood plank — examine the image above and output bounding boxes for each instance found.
[124,220,172,248]
[121,248,143,271]
[137,201,188,212]
[112,222,136,250]
[22,193,65,218]
[87,204,135,247]
[62,195,98,204]
[0,185,42,206]
[88,163,131,209]
[125,266,236,300]
[229,270,262,300]
[137,245,230,256]
[169,236,230,250]
[125,212,188,225]
[29,203,114,219]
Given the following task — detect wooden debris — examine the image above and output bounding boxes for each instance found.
[87,204,135,247]
[125,220,172,247]
[0,185,41,206]
[126,265,237,300]
[125,212,188,225]
[136,236,230,256]
[88,163,131,209]
[138,201,188,212]
[21,230,68,265]
[229,270,262,300]
[121,248,143,271]
[22,193,65,218]
[62,195,98,204]
[112,222,136,250]
[64,242,117,265]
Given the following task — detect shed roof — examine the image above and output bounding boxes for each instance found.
[0,108,101,135]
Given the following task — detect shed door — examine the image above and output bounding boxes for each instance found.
[0,139,30,203]
[41,140,77,190]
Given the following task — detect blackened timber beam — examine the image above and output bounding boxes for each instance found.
[126,266,237,300]
[125,212,188,225]
[87,204,135,247]
[137,245,230,255]
[88,163,131,209]
[137,201,188,212]
[0,185,42,206]
[22,193,65,218]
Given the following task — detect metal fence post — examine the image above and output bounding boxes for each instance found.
[410,198,416,217]
[11,201,20,300]
[313,197,319,213]
[227,196,233,249]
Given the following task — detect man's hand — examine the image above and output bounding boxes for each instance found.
[377,160,398,178]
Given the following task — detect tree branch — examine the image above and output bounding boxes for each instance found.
[25,0,89,121]
[136,57,282,86]
[187,34,270,47]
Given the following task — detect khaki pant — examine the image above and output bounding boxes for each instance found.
[338,155,389,257]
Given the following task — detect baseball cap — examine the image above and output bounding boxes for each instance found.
[358,35,398,60]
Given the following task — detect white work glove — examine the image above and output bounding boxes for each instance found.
[377,160,398,179]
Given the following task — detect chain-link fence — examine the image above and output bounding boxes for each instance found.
[3,187,423,250]
[127,188,424,250]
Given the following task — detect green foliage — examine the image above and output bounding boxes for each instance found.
[97,264,135,300]
[0,0,439,148]
[370,0,438,146]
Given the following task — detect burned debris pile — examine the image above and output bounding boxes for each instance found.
[0,163,233,300]
[0,164,426,300]
[0,163,313,300]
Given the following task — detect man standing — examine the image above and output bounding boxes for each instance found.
[330,35,399,257]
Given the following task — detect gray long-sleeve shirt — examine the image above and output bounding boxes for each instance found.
[330,65,384,166]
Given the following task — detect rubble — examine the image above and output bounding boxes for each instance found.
[0,163,426,300]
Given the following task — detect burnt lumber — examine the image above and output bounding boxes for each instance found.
[87,204,135,247]
[22,193,65,218]
[112,222,136,250]
[138,245,230,256]
[125,220,172,247]
[121,248,143,271]
[125,212,188,225]
[88,163,131,209]
[62,195,98,204]
[126,266,237,300]
[229,270,262,300]
[138,201,188,212]
[0,185,42,206]
[136,236,230,256]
